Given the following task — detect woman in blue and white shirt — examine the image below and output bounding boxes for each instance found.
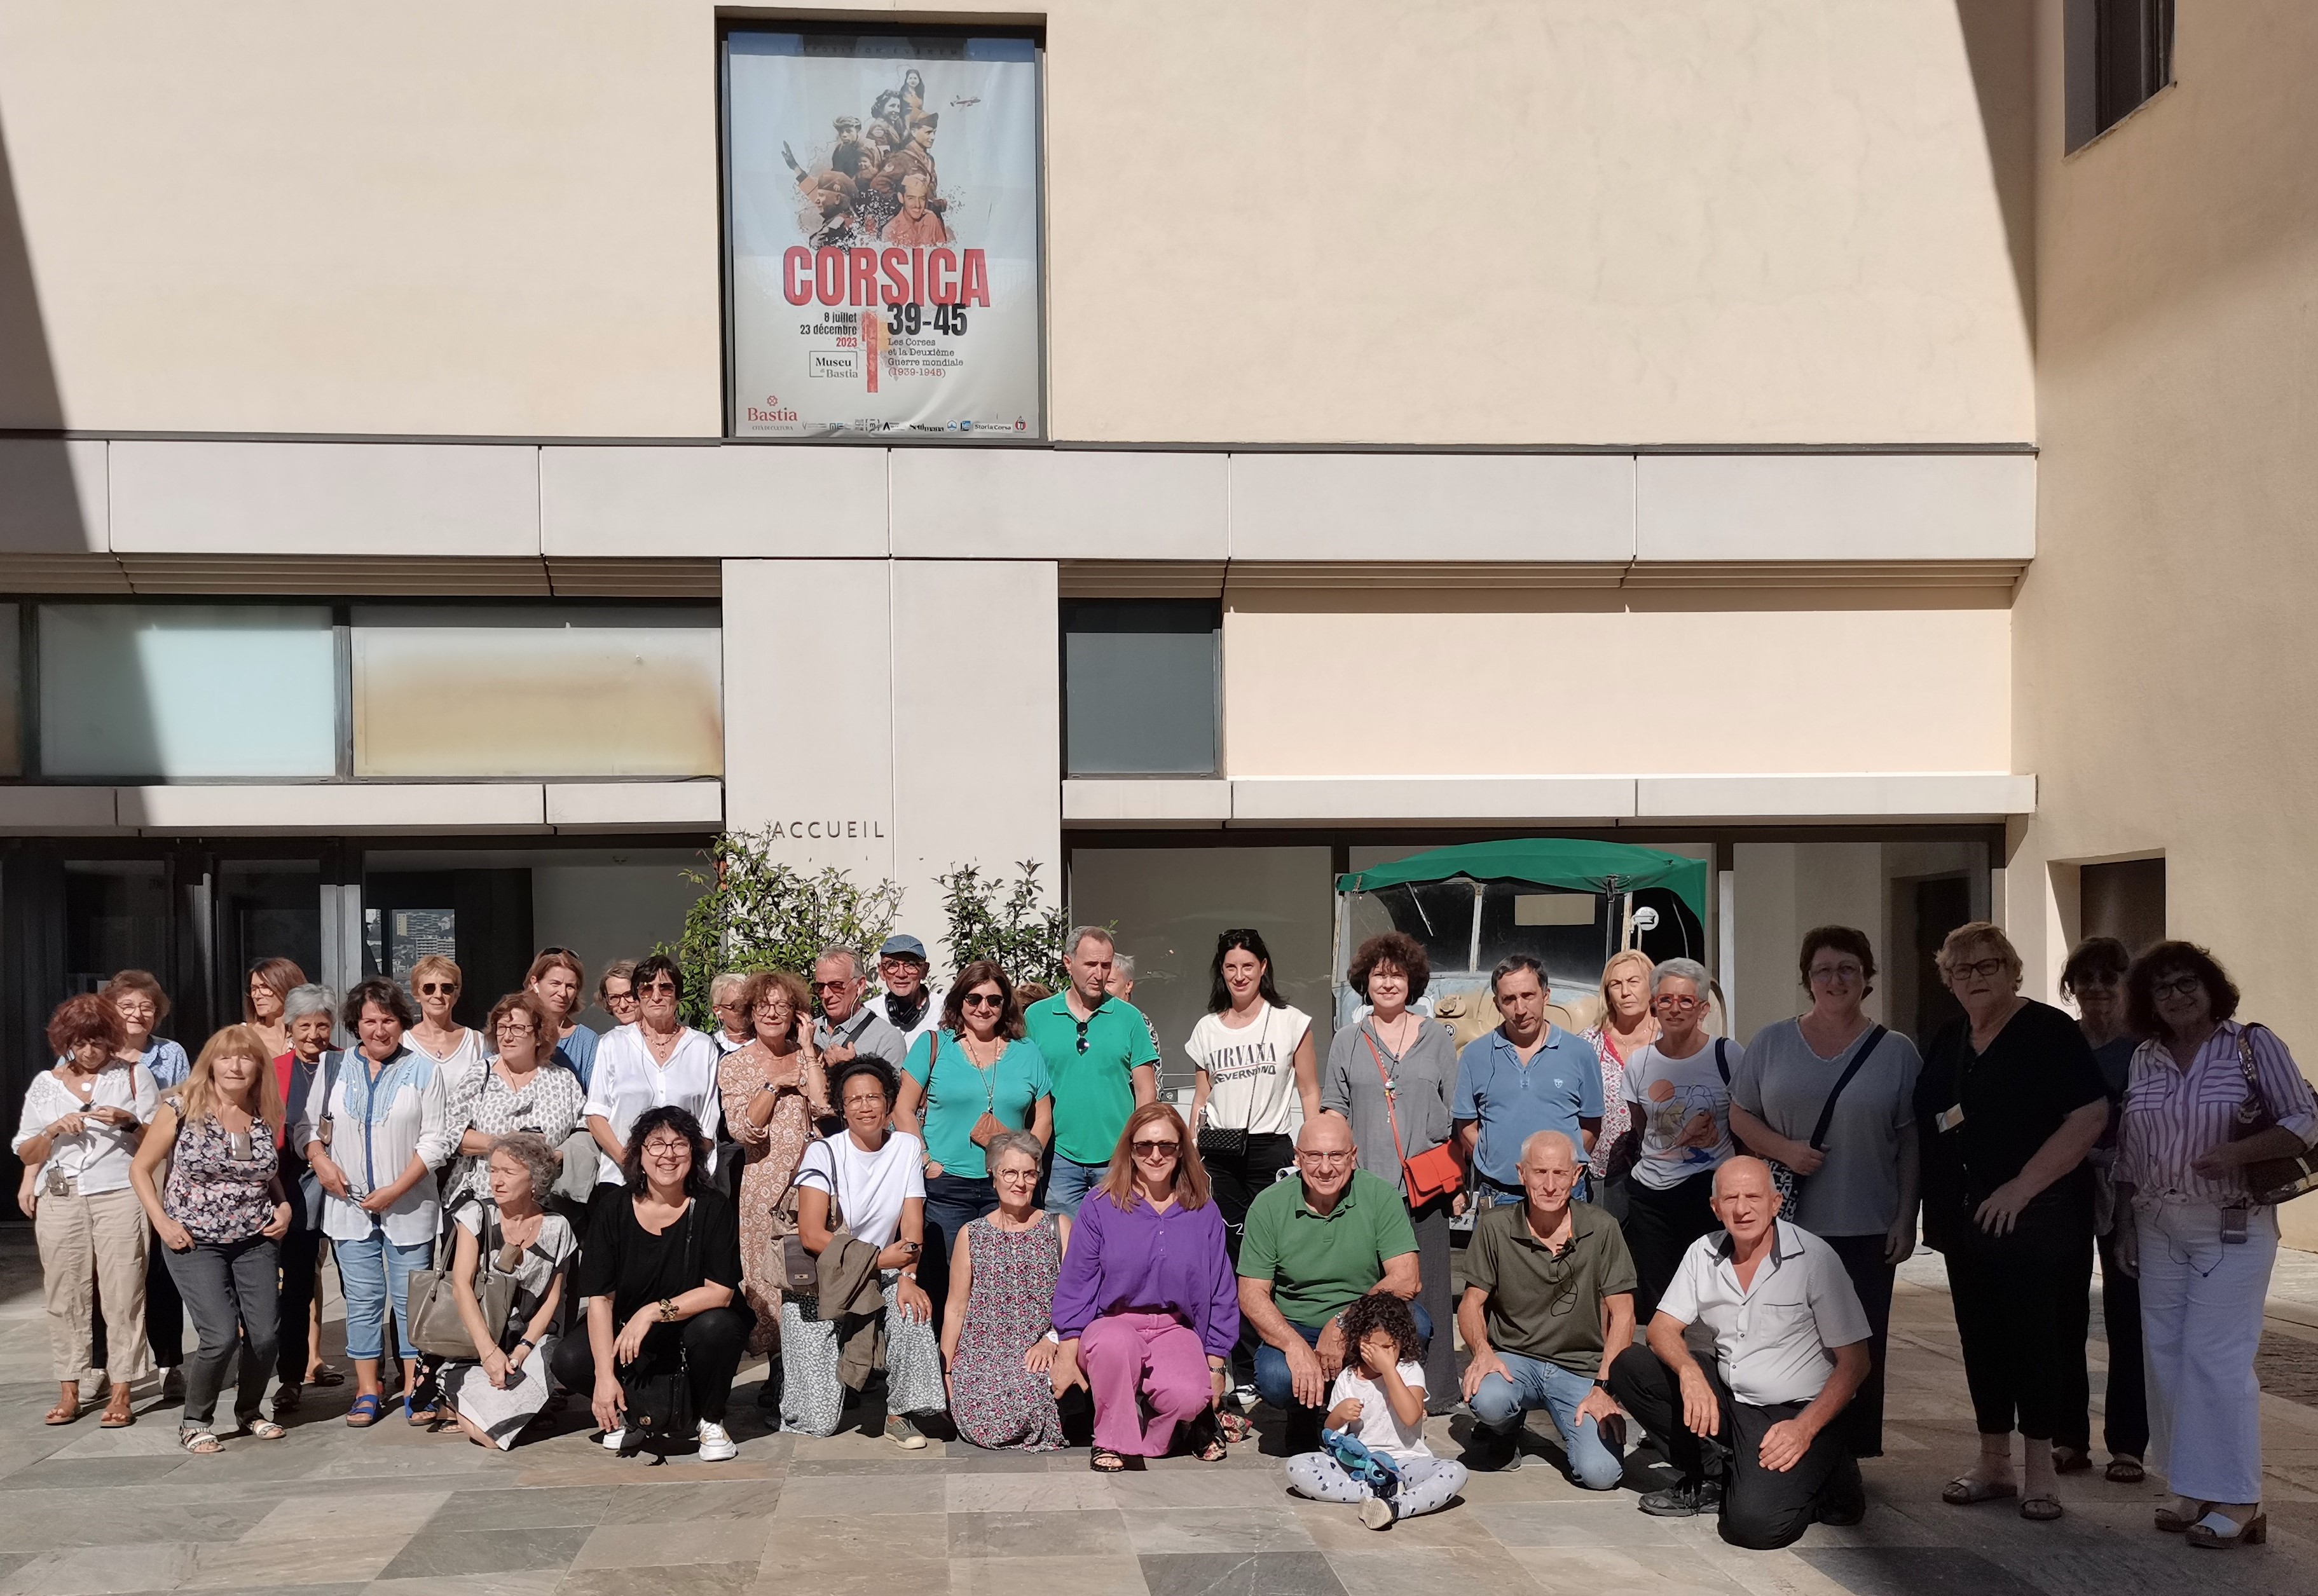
[294,976,455,1427]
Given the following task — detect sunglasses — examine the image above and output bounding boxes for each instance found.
[1075,1017,1092,1054]
[638,981,678,995]
[962,992,1005,1009]
[2150,974,2204,999]
[1131,1139,1181,1158]
[814,978,853,993]
[418,982,459,997]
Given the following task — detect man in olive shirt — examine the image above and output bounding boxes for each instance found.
[1239,1113,1424,1454]
[1023,927,1158,1217]
[1458,1129,1635,1484]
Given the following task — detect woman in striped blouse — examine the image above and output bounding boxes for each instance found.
[2115,941,2318,1550]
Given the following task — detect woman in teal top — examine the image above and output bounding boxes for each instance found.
[896,959,1053,1337]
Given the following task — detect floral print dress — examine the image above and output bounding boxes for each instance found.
[718,1044,817,1354]
[949,1211,1065,1451]
[165,1113,280,1243]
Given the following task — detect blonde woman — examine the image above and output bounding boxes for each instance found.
[1584,949,1657,1220]
[130,1026,294,1453]
[244,958,307,1063]
[406,955,488,1126]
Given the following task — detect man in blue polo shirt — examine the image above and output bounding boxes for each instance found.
[1453,955,1603,1209]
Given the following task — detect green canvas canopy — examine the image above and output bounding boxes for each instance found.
[1335,839,1708,922]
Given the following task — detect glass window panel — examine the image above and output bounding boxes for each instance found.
[0,604,21,776]
[38,604,336,778]
[1062,599,1219,776]
[350,608,722,779]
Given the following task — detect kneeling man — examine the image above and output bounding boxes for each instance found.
[1607,1156,1870,1548]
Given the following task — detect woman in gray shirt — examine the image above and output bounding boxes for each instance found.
[1320,932,1461,1410]
[1730,925,1921,1459]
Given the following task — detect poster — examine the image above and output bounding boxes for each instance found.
[724,32,1042,440]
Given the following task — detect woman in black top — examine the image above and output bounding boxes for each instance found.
[549,1105,748,1460]
[1915,922,2108,1524]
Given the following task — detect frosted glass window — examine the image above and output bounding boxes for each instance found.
[1063,600,1220,775]
[352,608,722,778]
[38,604,336,778]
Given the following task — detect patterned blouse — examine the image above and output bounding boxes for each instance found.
[164,1112,281,1243]
[446,1062,590,1206]
[1584,1025,1640,1178]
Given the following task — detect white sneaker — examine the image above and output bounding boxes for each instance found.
[1360,1496,1397,1531]
[599,1428,625,1452]
[696,1420,737,1462]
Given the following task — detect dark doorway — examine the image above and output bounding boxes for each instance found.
[2081,857,2165,957]
[1907,874,1972,1049]
[364,868,533,1030]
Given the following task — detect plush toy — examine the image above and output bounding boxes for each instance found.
[1321,1426,1401,1501]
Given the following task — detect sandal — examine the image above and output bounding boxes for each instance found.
[242,1419,287,1441]
[2157,1499,2212,1533]
[1217,1411,1254,1444]
[1195,1433,1228,1463]
[2052,1447,2092,1475]
[2106,1455,2145,1483]
[406,1395,433,1428]
[273,1382,302,1415]
[43,1389,81,1426]
[308,1364,346,1388]
[99,1399,135,1429]
[1942,1475,2017,1506]
[1089,1446,1126,1473]
[178,1429,222,1455]
[345,1393,384,1428]
[2185,1510,2267,1549]
[2020,1494,2063,1522]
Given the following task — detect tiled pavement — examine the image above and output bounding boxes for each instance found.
[2,1231,2317,1595]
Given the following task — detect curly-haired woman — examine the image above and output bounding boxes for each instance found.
[1284,1290,1469,1528]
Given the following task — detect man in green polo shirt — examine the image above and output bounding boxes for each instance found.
[1023,925,1158,1217]
[1238,1112,1423,1454]
[1457,1128,1636,1482]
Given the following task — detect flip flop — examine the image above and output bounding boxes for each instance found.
[2052,1447,2092,1475]
[43,1397,81,1427]
[345,1393,384,1428]
[2106,1456,2146,1483]
[1089,1446,1126,1473]
[308,1365,347,1388]
[2020,1494,2063,1522]
[1942,1476,2017,1506]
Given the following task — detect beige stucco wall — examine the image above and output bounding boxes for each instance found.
[0,0,2033,442]
[2007,4,2318,1241]
[1224,590,2013,778]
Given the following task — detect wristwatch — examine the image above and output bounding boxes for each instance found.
[516,1337,536,1353]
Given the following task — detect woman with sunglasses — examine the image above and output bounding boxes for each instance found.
[406,956,488,1131]
[1916,922,2108,1524]
[718,969,825,1368]
[896,960,1054,1336]
[1050,1102,1238,1472]
[581,956,724,1218]
[550,1105,748,1461]
[128,1025,294,1453]
[940,1130,1072,1451]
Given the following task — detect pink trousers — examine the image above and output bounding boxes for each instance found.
[1077,1310,1214,1457]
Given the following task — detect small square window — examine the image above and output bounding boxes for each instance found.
[1061,599,1220,777]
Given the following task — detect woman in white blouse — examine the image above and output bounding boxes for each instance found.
[1185,929,1317,1406]
[13,995,158,1429]
[404,955,488,1129]
[295,977,455,1428]
[582,955,724,1210]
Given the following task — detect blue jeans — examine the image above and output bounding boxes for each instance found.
[1471,1347,1625,1490]
[1045,1156,1108,1218]
[1254,1302,1435,1448]
[336,1231,430,1362]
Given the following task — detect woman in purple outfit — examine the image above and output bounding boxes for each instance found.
[1050,1102,1239,1472]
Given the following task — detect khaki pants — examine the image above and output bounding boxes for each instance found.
[36,1185,151,1385]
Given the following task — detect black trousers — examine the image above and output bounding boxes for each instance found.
[918,1171,999,1337]
[274,1228,327,1385]
[1608,1344,1859,1551]
[1940,1203,2094,1441]
[1620,1170,1718,1320]
[2055,1223,2145,1457]
[1821,1232,1895,1458]
[1201,1131,1296,1381]
[1410,1195,1458,1404]
[549,1306,750,1425]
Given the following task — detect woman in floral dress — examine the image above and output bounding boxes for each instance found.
[940,1131,1071,1451]
[718,970,826,1355]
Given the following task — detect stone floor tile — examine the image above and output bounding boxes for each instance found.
[373,1524,592,1581]
[1322,1541,1542,1596]
[240,1487,451,1541]
[774,1471,945,1517]
[948,1508,1130,1558]
[597,1477,785,1522]
[947,1470,1117,1511]
[369,1573,565,1596]
[181,1530,416,1589]
[949,1553,1151,1595]
[0,1456,183,1492]
[418,1483,614,1532]
[0,1541,197,1595]
[570,1516,772,1569]
[1288,1496,1489,1550]
[1123,1506,1320,1555]
[1505,1543,1750,1596]
[1108,1467,1300,1509]
[561,1559,761,1596]
[750,1558,952,1596]
[1474,1499,1696,1547]
[1796,1546,2052,1596]
[759,1510,951,1570]
[1137,1550,1347,1596]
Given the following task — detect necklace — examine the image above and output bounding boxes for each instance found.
[1369,1011,1418,1060]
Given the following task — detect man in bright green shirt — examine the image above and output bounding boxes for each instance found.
[1238,1112,1423,1454]
[1022,927,1158,1216]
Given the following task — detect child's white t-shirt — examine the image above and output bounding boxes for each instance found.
[1329,1361,1432,1465]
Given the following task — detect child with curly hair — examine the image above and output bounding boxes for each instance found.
[1284,1290,1469,1527]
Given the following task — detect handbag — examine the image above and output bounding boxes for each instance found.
[771,1143,838,1295]
[1763,1026,1885,1222]
[2230,1024,2318,1207]
[618,1197,701,1462]
[1361,1027,1464,1206]
[406,1202,519,1360]
[1605,1039,1730,1184]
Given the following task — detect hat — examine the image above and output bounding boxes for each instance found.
[833,115,861,132]
[879,934,929,962]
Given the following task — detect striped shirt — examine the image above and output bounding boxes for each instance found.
[2117,1020,2318,1205]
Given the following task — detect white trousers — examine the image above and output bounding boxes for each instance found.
[2137,1199,2276,1504]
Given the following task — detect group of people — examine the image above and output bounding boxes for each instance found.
[13,914,2314,1550]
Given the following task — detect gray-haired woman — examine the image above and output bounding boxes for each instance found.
[433,1133,577,1449]
[1612,958,1742,1318]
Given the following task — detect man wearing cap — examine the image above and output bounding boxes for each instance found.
[872,112,942,210]
[877,934,946,1054]
[828,114,870,180]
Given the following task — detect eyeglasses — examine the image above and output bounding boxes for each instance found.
[494,1023,535,1040]
[2150,974,2204,999]
[993,1166,1038,1183]
[1652,995,1704,1012]
[418,982,458,997]
[1948,958,2008,980]
[641,1138,690,1158]
[1130,1139,1180,1159]
[1808,964,1863,983]
[1075,1018,1092,1054]
[814,978,853,993]
[962,992,1005,1010]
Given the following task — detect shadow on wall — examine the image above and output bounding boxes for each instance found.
[1955,0,2038,346]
